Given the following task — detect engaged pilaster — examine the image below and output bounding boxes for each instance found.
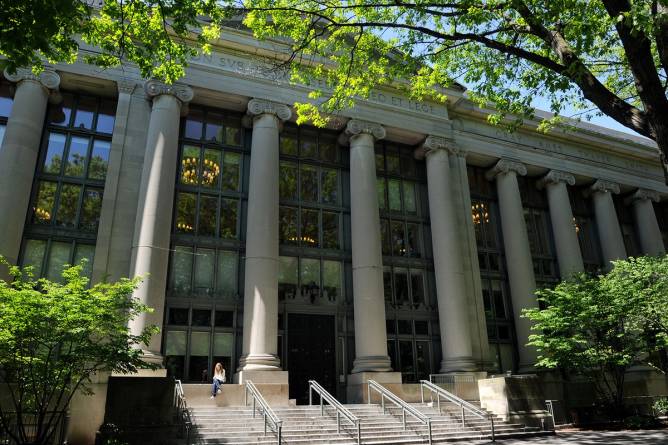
[587,179,626,266]
[626,188,665,256]
[238,99,292,374]
[486,159,538,372]
[128,80,193,365]
[417,136,476,373]
[537,170,584,278]
[0,68,60,278]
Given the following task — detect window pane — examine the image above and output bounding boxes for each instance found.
[399,340,415,373]
[180,145,200,185]
[280,161,298,200]
[73,96,95,129]
[170,246,192,293]
[165,331,186,380]
[168,308,189,325]
[375,152,385,172]
[416,341,430,381]
[380,219,391,255]
[415,320,429,336]
[394,268,409,307]
[322,211,339,249]
[194,248,215,292]
[80,187,103,232]
[0,83,13,118]
[46,241,71,281]
[22,239,46,275]
[49,94,73,126]
[280,129,298,155]
[224,117,242,146]
[215,311,234,327]
[377,179,387,210]
[406,223,421,258]
[73,243,95,278]
[88,140,110,180]
[216,251,238,296]
[175,193,196,233]
[323,260,341,302]
[320,139,337,162]
[56,184,81,228]
[43,133,66,174]
[386,154,400,175]
[198,195,218,237]
[0,124,5,147]
[189,332,210,382]
[205,112,223,143]
[192,309,211,327]
[65,136,89,177]
[301,209,319,247]
[279,207,298,245]
[403,182,416,214]
[300,131,318,158]
[410,270,425,307]
[386,319,396,334]
[213,333,233,374]
[388,179,401,211]
[300,258,321,302]
[220,198,238,239]
[300,165,318,202]
[222,152,240,191]
[383,267,393,303]
[321,168,338,204]
[278,256,298,301]
[185,108,204,139]
[493,287,506,319]
[391,221,405,256]
[202,149,221,189]
[32,181,57,224]
[96,100,116,134]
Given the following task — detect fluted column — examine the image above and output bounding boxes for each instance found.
[588,180,627,266]
[0,68,60,278]
[626,189,665,256]
[416,136,475,372]
[128,81,193,362]
[538,171,584,278]
[238,99,292,372]
[346,119,392,373]
[486,159,538,371]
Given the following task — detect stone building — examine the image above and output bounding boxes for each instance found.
[0,26,667,438]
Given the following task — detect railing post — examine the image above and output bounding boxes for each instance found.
[264,413,267,435]
[420,383,424,404]
[320,396,324,416]
[437,393,440,413]
[402,408,406,430]
[309,384,312,406]
[357,421,361,445]
[253,398,256,418]
[337,411,340,433]
[428,419,432,445]
[381,394,385,414]
[490,416,495,442]
[461,403,465,427]
[367,383,371,404]
[278,424,282,445]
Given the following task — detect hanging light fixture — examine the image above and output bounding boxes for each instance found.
[472,202,489,225]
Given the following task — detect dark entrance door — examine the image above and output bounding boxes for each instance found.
[288,314,336,404]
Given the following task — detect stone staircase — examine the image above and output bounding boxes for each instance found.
[188,402,550,444]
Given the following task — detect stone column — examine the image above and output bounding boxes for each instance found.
[537,170,584,278]
[345,119,392,374]
[626,189,665,256]
[238,99,291,376]
[486,159,538,372]
[128,81,193,364]
[588,180,627,266]
[0,68,60,278]
[416,136,476,373]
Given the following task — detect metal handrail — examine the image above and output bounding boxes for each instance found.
[174,380,192,444]
[309,380,361,445]
[244,380,283,445]
[420,380,495,441]
[367,380,432,445]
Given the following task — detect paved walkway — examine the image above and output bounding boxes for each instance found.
[477,429,668,444]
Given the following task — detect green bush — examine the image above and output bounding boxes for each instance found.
[653,397,668,416]
[623,415,661,430]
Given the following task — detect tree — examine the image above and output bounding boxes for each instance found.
[523,255,668,417]
[3,1,668,179]
[0,258,158,445]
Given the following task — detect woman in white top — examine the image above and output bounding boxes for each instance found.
[210,362,226,398]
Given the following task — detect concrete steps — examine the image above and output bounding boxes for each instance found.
[188,403,550,444]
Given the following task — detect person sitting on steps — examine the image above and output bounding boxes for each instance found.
[210,362,226,399]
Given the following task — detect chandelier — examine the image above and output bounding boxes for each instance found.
[177,222,193,232]
[181,157,220,186]
[34,207,51,221]
[472,202,489,225]
[572,217,580,234]
[287,235,317,244]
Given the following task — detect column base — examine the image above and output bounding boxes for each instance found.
[238,353,281,371]
[351,355,392,373]
[440,356,478,373]
[346,371,402,403]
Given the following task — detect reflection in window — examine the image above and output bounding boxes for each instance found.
[64,136,89,177]
[46,241,72,281]
[189,332,210,382]
[56,184,81,228]
[217,252,238,297]
[301,209,319,247]
[394,268,409,307]
[32,181,57,224]
[322,211,339,249]
[194,248,215,293]
[80,188,103,232]
[175,193,196,233]
[199,195,217,237]
[322,261,341,302]
[321,169,338,204]
[165,331,187,380]
[171,246,193,293]
[43,133,66,174]
[280,162,298,200]
[300,164,318,202]
[279,256,298,301]
[0,82,13,118]
[300,258,321,303]
[279,206,298,244]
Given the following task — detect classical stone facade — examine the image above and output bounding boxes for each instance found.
[1,27,667,443]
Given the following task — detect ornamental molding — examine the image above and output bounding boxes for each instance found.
[589,179,620,195]
[415,135,466,159]
[3,67,60,91]
[117,79,138,95]
[144,80,194,103]
[485,158,527,181]
[247,98,292,121]
[626,188,661,204]
[344,119,386,141]
[537,170,576,189]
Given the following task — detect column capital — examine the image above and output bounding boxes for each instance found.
[415,135,466,159]
[144,80,194,104]
[485,158,526,181]
[588,179,620,195]
[4,67,60,91]
[247,98,292,121]
[626,188,661,205]
[345,119,386,141]
[537,170,575,189]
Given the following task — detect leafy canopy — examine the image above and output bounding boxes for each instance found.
[0,258,157,445]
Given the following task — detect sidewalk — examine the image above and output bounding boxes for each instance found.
[477,429,668,444]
